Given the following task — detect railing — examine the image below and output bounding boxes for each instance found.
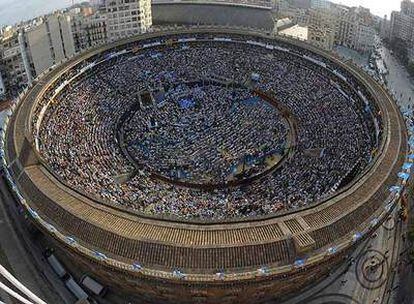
[0,264,47,304]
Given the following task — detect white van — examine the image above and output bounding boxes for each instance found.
[80,276,107,297]
[65,276,89,300]
[46,254,67,279]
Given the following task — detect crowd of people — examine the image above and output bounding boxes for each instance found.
[122,82,289,183]
[35,35,379,220]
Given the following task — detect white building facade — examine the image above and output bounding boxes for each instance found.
[389,0,414,63]
[0,28,31,97]
[354,23,375,53]
[24,13,76,76]
[105,0,152,42]
[71,8,108,52]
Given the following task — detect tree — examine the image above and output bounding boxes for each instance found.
[408,61,414,77]
[390,38,409,64]
[408,225,414,242]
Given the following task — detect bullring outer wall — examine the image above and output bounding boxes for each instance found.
[3,27,407,304]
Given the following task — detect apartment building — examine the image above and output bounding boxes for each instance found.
[390,10,414,42]
[354,22,375,53]
[276,1,375,52]
[307,8,335,50]
[333,6,374,52]
[389,0,414,63]
[310,0,330,10]
[0,11,77,99]
[71,7,107,52]
[25,13,76,76]
[105,0,152,42]
[0,28,32,97]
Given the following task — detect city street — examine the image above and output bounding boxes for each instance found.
[0,174,75,304]
[282,208,404,304]
[335,38,414,111]
[379,45,414,109]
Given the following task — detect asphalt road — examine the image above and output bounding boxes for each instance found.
[282,208,403,304]
[0,175,75,304]
[379,46,414,109]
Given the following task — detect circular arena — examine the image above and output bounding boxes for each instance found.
[3,28,407,303]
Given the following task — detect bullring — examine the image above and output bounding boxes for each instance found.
[3,27,407,304]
